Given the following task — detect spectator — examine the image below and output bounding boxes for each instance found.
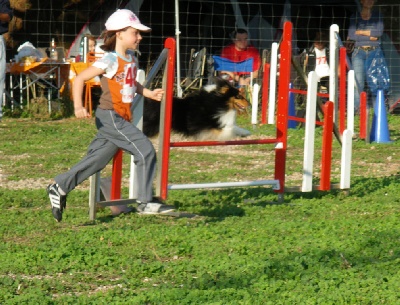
[0,0,13,121]
[304,31,330,93]
[220,28,261,86]
[348,0,384,111]
[76,34,97,62]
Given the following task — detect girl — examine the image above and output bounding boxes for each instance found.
[47,9,175,222]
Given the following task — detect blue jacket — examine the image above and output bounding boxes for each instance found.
[348,10,384,48]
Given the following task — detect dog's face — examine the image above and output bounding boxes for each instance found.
[215,78,249,112]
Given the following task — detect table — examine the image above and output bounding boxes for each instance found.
[6,60,96,113]
[69,62,88,78]
[68,62,89,97]
[7,58,70,111]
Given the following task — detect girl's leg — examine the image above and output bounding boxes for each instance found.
[49,131,118,221]
[96,109,156,203]
[55,132,119,193]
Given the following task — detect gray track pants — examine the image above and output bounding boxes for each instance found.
[55,108,156,203]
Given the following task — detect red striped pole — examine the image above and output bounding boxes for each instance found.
[110,149,123,200]
[261,63,270,124]
[320,102,334,191]
[359,91,367,139]
[283,21,292,42]
[160,38,176,200]
[274,22,292,194]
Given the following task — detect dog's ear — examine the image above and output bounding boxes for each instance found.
[219,85,230,94]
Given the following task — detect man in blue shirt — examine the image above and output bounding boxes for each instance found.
[0,0,13,121]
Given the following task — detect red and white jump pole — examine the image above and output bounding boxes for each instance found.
[301,70,353,192]
[261,62,270,124]
[156,24,294,201]
[268,42,279,124]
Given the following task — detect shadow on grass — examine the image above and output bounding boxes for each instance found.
[79,173,400,223]
[347,174,400,197]
[169,187,286,219]
[275,173,400,201]
[81,215,119,225]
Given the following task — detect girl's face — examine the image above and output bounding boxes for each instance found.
[117,27,143,50]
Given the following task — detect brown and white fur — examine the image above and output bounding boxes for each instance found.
[142,78,251,140]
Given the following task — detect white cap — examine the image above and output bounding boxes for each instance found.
[105,9,151,32]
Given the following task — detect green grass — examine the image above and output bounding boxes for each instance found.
[0,114,400,304]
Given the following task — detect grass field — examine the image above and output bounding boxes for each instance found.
[0,112,400,304]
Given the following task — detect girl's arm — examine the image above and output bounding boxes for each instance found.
[72,66,104,118]
[137,83,164,101]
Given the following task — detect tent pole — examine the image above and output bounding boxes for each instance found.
[175,0,182,97]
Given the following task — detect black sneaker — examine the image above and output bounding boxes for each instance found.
[136,201,175,215]
[47,184,67,222]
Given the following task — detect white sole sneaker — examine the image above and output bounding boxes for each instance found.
[47,183,66,222]
[136,202,175,214]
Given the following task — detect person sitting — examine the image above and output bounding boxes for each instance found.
[75,34,97,62]
[219,28,261,86]
[304,31,330,94]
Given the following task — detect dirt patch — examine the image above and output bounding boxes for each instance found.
[1,133,399,191]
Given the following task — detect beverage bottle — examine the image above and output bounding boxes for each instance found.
[50,38,58,61]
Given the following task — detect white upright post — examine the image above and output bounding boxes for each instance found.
[347,70,355,134]
[302,72,319,192]
[175,0,182,97]
[268,42,278,124]
[329,24,339,123]
[340,129,353,189]
[251,83,260,126]
[88,172,100,221]
[129,69,146,199]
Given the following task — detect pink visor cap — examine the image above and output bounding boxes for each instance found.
[105,9,151,32]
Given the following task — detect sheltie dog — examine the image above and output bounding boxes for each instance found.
[142,78,251,140]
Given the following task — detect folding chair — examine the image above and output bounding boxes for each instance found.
[260,49,270,74]
[212,56,255,102]
[181,47,207,94]
[212,55,254,87]
[84,53,103,115]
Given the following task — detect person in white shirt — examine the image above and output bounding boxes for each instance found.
[304,31,330,94]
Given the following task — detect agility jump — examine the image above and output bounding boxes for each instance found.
[88,22,353,219]
[155,37,288,201]
[266,23,353,192]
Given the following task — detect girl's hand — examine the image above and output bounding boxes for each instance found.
[149,88,164,102]
[74,107,90,118]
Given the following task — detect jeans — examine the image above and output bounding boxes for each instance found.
[352,47,380,111]
[0,36,5,119]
